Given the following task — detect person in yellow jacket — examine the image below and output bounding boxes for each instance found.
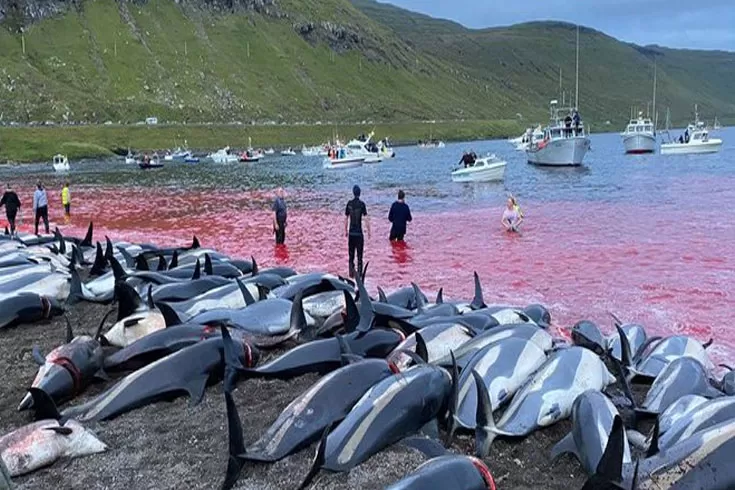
[61,181,71,222]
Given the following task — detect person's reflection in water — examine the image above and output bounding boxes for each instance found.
[390,239,412,266]
[274,242,290,264]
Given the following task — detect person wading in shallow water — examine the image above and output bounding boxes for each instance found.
[0,183,21,237]
[32,182,50,235]
[388,189,412,242]
[345,185,370,279]
[502,196,524,233]
[272,187,287,245]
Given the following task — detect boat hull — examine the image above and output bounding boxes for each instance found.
[323,157,364,169]
[623,133,656,154]
[52,164,70,172]
[451,161,506,183]
[138,163,164,169]
[527,137,590,166]
[660,139,722,155]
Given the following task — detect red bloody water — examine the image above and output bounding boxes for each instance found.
[5,132,735,366]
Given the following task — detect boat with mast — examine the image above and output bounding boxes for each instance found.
[526,26,590,166]
[660,104,722,155]
[621,61,658,154]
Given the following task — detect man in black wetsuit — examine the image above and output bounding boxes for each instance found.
[272,187,287,245]
[388,189,412,241]
[345,185,370,279]
[0,184,21,237]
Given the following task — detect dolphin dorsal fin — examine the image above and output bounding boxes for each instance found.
[471,271,486,310]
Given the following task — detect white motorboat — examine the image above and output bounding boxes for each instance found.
[265,148,275,155]
[322,156,365,169]
[281,148,297,157]
[52,154,70,172]
[208,147,239,163]
[527,27,590,167]
[301,145,326,157]
[621,113,656,154]
[163,147,193,161]
[527,101,590,166]
[345,131,393,161]
[451,154,506,183]
[124,150,136,165]
[515,126,544,151]
[661,109,722,155]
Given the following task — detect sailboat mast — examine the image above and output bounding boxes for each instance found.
[559,67,563,103]
[652,59,657,130]
[575,25,580,110]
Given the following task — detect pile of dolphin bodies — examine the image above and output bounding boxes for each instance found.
[0,224,734,490]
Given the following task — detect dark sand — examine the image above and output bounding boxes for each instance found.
[1,301,592,490]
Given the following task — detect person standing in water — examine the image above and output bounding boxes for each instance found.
[33,181,50,235]
[272,187,287,245]
[61,181,71,222]
[388,189,412,241]
[0,184,21,237]
[345,185,370,279]
[502,196,524,232]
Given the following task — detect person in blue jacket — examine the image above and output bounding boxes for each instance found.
[388,189,412,242]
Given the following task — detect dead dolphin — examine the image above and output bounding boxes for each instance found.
[475,346,615,456]
[550,390,631,476]
[18,315,108,411]
[388,323,474,370]
[220,357,398,488]
[43,328,258,422]
[638,357,722,415]
[571,320,606,355]
[632,335,713,380]
[658,395,709,434]
[1,389,106,477]
[656,396,735,452]
[385,455,496,490]
[0,293,64,330]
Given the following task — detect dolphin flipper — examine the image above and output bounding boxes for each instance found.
[221,391,246,490]
[581,416,626,489]
[550,432,578,461]
[297,423,330,490]
[186,374,210,407]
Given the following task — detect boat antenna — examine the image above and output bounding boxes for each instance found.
[575,24,580,110]
[652,58,657,132]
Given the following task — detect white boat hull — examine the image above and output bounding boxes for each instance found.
[364,155,382,164]
[124,157,136,165]
[451,159,506,183]
[527,137,590,166]
[53,163,70,172]
[323,157,364,169]
[623,133,657,154]
[660,139,722,155]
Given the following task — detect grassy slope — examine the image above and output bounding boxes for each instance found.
[351,0,735,127]
[0,0,521,124]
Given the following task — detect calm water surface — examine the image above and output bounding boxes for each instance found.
[3,129,734,363]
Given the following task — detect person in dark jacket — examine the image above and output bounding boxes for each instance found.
[272,187,287,245]
[388,189,412,242]
[0,184,21,236]
[345,185,370,279]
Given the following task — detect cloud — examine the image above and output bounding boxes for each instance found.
[382,0,735,50]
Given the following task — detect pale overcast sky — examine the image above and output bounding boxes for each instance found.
[384,0,735,51]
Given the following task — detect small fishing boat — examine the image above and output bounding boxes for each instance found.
[621,112,657,154]
[163,147,192,161]
[451,154,506,183]
[418,139,445,149]
[138,155,163,169]
[281,148,297,157]
[52,154,70,172]
[264,148,276,155]
[322,156,365,169]
[239,150,261,163]
[124,149,136,164]
[208,147,239,163]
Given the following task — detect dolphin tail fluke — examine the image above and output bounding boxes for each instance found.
[550,432,577,462]
[582,416,626,489]
[470,271,486,310]
[28,388,63,422]
[90,242,107,276]
[472,369,496,458]
[80,222,94,248]
[376,286,387,303]
[236,278,256,306]
[221,390,246,490]
[445,351,460,448]
[192,259,201,280]
[155,302,182,327]
[436,288,443,304]
[156,255,167,271]
[169,250,179,269]
[342,291,359,333]
[204,254,214,276]
[297,424,330,490]
[114,281,142,321]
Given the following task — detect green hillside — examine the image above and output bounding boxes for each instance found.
[0,0,733,129]
[0,0,522,124]
[351,0,735,127]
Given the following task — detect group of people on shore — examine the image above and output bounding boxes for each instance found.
[0,181,71,237]
[271,185,522,279]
